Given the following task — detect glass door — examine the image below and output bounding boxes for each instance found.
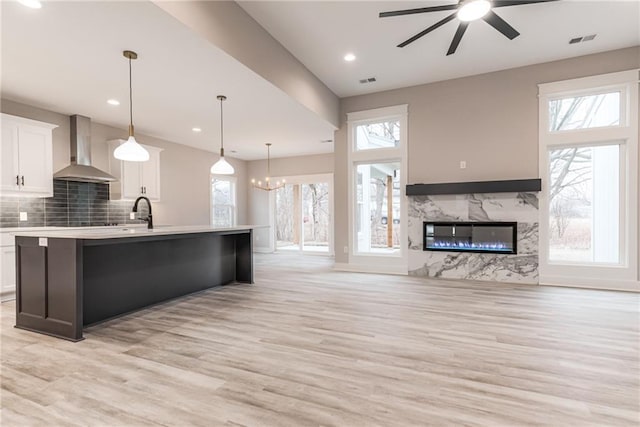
[355,161,401,255]
[275,184,297,250]
[275,179,331,254]
[302,183,330,253]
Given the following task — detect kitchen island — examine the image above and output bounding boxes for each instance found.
[13,226,255,341]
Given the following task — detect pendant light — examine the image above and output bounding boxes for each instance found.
[114,50,149,162]
[251,143,285,191]
[210,95,235,175]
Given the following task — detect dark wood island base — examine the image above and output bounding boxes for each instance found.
[14,228,253,341]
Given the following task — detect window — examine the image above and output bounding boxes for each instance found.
[211,176,236,227]
[355,120,400,150]
[274,175,333,254]
[346,105,408,273]
[549,91,621,131]
[538,70,638,291]
[548,143,621,264]
[355,162,401,253]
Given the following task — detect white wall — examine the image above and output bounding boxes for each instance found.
[334,47,640,264]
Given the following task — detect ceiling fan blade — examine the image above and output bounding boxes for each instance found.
[482,10,520,40]
[398,13,457,48]
[380,4,458,18]
[447,22,469,55]
[493,0,559,7]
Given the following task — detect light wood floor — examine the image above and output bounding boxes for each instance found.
[1,253,639,426]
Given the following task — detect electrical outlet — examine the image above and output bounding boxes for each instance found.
[19,212,28,221]
[460,160,467,169]
[129,212,135,220]
[255,235,260,242]
[343,246,348,254]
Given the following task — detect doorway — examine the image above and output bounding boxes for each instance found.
[274,174,333,255]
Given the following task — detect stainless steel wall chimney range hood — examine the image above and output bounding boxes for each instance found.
[53,115,116,183]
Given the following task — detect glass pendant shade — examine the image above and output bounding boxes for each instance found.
[211,152,234,175]
[457,0,491,22]
[211,95,234,175]
[114,50,149,162]
[114,136,150,162]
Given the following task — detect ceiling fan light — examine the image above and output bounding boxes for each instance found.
[457,0,491,22]
[114,136,150,162]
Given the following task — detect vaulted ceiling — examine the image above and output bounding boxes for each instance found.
[2,1,638,159]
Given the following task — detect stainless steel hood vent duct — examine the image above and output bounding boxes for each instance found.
[53,115,116,183]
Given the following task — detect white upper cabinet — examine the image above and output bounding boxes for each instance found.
[108,140,162,201]
[0,114,57,197]
[140,149,161,200]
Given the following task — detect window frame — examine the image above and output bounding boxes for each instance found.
[346,104,408,274]
[538,69,639,291]
[270,173,334,256]
[210,175,237,228]
[547,86,626,134]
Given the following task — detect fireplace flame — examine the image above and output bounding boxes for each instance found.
[430,241,511,252]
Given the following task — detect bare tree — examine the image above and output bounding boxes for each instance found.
[551,198,572,238]
[547,93,608,245]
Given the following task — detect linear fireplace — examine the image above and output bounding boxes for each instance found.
[424,221,517,254]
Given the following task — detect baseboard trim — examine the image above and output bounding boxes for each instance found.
[0,290,16,303]
[333,262,408,275]
[253,247,274,254]
[540,276,640,293]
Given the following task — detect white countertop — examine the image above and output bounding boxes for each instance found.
[12,225,260,240]
[0,224,147,233]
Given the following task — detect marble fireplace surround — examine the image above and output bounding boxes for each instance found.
[407,181,540,284]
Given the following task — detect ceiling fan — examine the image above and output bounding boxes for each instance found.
[379,0,559,56]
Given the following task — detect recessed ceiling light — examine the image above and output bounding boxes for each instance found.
[17,0,42,9]
[192,127,202,132]
[344,53,356,62]
[107,99,120,106]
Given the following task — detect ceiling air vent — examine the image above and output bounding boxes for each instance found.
[359,77,377,84]
[569,34,597,44]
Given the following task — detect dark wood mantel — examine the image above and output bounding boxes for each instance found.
[406,178,542,196]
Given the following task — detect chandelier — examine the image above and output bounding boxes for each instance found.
[251,143,285,191]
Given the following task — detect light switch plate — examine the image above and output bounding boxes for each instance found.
[129,212,135,220]
[19,212,28,221]
[460,161,467,169]
[38,238,48,247]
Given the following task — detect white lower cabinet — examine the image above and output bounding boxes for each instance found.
[1,231,17,301]
[108,140,162,200]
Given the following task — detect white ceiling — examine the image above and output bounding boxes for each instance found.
[1,1,336,160]
[239,0,640,97]
[3,1,638,161]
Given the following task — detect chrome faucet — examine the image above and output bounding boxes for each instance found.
[132,196,153,229]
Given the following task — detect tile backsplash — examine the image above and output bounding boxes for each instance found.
[0,180,147,228]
